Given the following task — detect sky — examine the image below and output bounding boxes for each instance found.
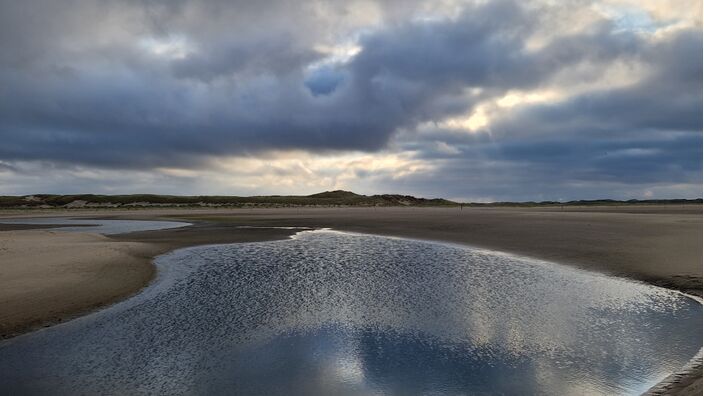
[0,0,701,201]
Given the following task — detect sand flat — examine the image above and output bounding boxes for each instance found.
[1,205,701,339]
[124,206,702,294]
[0,206,701,394]
[0,221,299,338]
[0,230,159,338]
[0,229,699,395]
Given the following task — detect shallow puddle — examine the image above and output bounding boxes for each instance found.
[0,217,190,234]
[0,230,700,395]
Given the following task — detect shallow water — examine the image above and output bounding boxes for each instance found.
[0,230,700,395]
[0,217,190,234]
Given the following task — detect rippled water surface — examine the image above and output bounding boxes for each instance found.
[0,217,190,234]
[0,230,700,395]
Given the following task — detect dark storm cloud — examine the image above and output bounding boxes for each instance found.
[488,29,702,140]
[0,0,660,164]
[393,25,702,200]
[0,0,700,199]
[372,133,702,201]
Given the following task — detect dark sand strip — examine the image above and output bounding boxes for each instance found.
[117,206,702,295]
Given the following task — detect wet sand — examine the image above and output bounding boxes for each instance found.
[1,206,701,333]
[1,205,701,393]
[1,229,699,395]
[2,206,701,330]
[116,205,702,294]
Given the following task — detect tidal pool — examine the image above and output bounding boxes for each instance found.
[0,217,190,234]
[0,230,700,395]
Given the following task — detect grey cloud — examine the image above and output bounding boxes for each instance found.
[367,136,702,201]
[0,0,658,167]
[0,161,17,173]
[171,37,321,81]
[0,0,700,199]
[304,66,347,96]
[488,29,702,141]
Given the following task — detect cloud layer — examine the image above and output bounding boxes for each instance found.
[0,0,701,200]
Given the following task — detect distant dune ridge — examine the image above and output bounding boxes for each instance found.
[0,191,455,208]
[0,190,700,209]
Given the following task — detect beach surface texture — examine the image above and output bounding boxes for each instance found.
[0,205,701,394]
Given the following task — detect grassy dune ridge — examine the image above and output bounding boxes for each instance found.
[0,190,700,208]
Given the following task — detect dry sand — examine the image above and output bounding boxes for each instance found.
[0,230,160,338]
[0,205,701,393]
[0,223,297,338]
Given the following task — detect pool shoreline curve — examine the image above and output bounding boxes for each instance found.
[1,223,701,395]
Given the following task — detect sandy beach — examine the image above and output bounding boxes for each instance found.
[0,230,161,338]
[1,206,701,334]
[0,221,296,338]
[1,205,701,393]
[118,205,702,293]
